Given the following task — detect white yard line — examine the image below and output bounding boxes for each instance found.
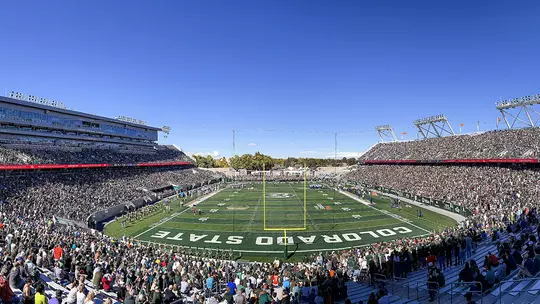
[338,189,432,234]
[134,189,224,238]
[288,183,320,230]
[243,196,261,232]
[369,189,466,223]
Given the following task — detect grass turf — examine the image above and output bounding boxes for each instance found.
[104,182,457,261]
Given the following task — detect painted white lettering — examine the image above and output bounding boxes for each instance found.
[166,233,183,241]
[151,231,170,239]
[189,234,208,242]
[277,237,294,245]
[297,236,316,244]
[359,231,379,238]
[226,236,243,245]
[393,226,413,234]
[342,233,362,242]
[322,235,343,243]
[255,237,273,245]
[376,229,397,237]
[204,235,222,244]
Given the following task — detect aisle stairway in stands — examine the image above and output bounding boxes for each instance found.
[339,233,511,304]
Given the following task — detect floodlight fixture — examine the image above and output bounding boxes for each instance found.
[375,125,397,142]
[495,94,540,129]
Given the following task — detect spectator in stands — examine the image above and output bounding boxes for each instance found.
[9,258,26,291]
[84,291,95,304]
[76,285,86,304]
[465,292,477,304]
[459,262,474,283]
[49,290,63,304]
[22,278,33,304]
[34,284,47,304]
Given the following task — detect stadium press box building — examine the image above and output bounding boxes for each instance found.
[0,93,161,147]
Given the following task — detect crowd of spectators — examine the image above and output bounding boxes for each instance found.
[0,134,539,304]
[0,196,535,304]
[0,167,220,222]
[233,175,308,182]
[0,145,193,165]
[343,164,540,225]
[361,127,540,160]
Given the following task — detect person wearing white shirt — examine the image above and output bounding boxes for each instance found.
[76,285,86,304]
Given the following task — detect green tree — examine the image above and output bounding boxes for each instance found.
[239,154,254,170]
[215,157,229,168]
[205,155,216,168]
[229,155,241,169]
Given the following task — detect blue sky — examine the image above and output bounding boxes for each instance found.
[1,1,539,158]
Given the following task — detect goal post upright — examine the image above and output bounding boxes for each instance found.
[304,165,307,230]
[263,163,266,230]
[261,162,307,259]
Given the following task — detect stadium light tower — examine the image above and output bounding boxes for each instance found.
[495,94,540,129]
[375,125,397,142]
[161,126,171,139]
[413,114,455,139]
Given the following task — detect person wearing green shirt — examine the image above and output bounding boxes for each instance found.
[258,290,271,304]
[151,288,163,304]
[224,287,233,304]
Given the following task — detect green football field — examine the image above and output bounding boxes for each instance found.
[104,182,457,261]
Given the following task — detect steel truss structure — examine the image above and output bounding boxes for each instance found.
[375,125,397,142]
[495,94,540,129]
[413,114,455,139]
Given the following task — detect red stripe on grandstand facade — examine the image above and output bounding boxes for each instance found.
[0,161,192,170]
[361,159,538,164]
[443,158,538,163]
[363,160,418,164]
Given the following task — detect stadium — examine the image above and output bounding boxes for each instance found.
[2,89,540,304]
[2,3,540,304]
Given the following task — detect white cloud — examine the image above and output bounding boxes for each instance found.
[187,151,220,158]
[299,150,317,154]
[247,143,257,146]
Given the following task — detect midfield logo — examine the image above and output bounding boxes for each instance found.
[268,193,291,198]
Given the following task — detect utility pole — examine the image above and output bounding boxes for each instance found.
[232,130,236,156]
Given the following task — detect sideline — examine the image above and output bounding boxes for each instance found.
[338,189,432,234]
[133,188,225,238]
[370,189,467,223]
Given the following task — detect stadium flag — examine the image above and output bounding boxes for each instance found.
[496,117,501,129]
[172,184,180,192]
[52,216,57,224]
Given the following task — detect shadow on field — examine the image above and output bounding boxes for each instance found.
[284,223,339,260]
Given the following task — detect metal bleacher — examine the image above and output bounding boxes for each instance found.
[340,228,540,304]
[339,233,513,304]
